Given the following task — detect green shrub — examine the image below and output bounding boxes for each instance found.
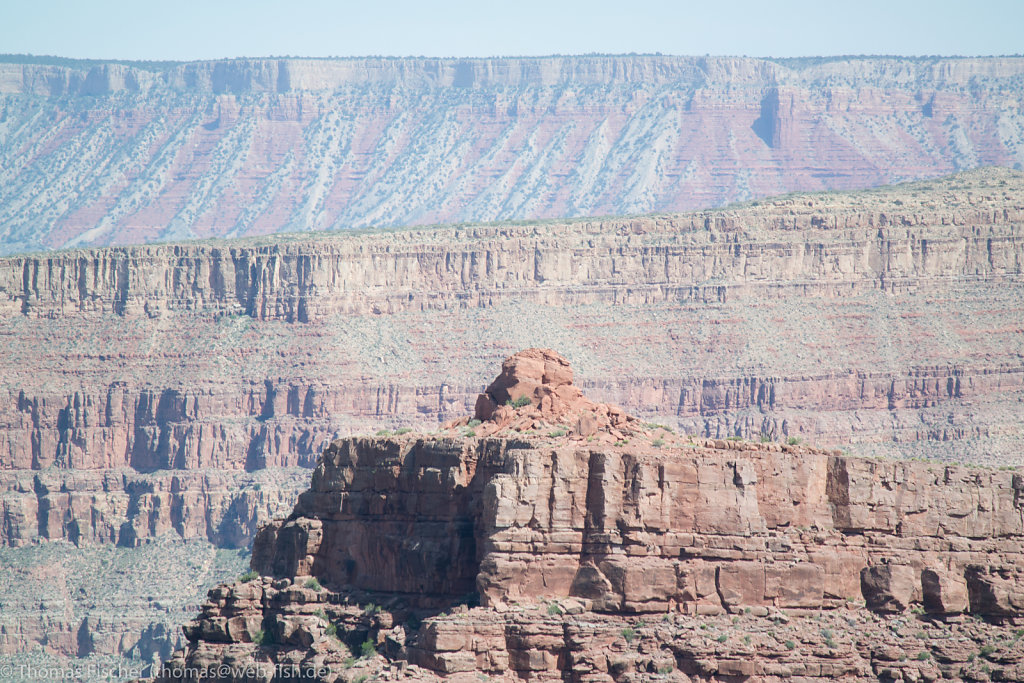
[468,419,482,427]
[314,609,328,621]
[916,651,930,661]
[375,429,391,436]
[657,664,674,674]
[304,577,322,591]
[253,629,266,645]
[549,428,568,437]
[462,427,476,437]
[395,427,412,435]
[980,644,996,657]
[726,435,742,441]
[787,436,801,445]
[760,434,771,442]
[717,634,728,643]
[547,602,563,616]
[238,570,259,582]
[785,640,796,650]
[507,396,532,408]
[325,623,337,637]
[360,639,376,658]
[614,440,629,447]
[652,438,664,447]
[621,627,636,643]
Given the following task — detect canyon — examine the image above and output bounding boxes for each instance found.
[0,168,1022,678]
[2,55,1024,255]
[149,350,1024,682]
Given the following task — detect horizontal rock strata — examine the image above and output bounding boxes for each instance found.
[154,429,1024,681]
[2,56,1024,254]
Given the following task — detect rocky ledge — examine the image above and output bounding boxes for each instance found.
[149,351,1024,682]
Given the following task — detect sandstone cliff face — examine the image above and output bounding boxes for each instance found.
[1,55,1023,254]
[157,429,1024,681]
[153,354,1024,681]
[251,435,1024,618]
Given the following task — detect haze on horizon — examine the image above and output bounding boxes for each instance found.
[2,0,1022,63]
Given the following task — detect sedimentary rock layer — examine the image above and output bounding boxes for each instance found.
[156,426,1024,681]
[253,435,1024,617]
[2,55,1024,254]
[1,169,1022,496]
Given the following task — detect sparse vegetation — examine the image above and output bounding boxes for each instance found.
[304,577,322,591]
[238,570,259,582]
[787,436,802,445]
[547,602,563,616]
[360,638,376,658]
[507,396,531,408]
[916,650,930,660]
[652,438,664,447]
[785,640,796,650]
[717,634,728,643]
[621,627,636,643]
[468,419,482,427]
[375,429,391,437]
[549,428,568,438]
[253,629,266,645]
[395,427,412,435]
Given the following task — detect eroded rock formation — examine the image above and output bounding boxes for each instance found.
[2,55,1024,255]
[152,352,1024,681]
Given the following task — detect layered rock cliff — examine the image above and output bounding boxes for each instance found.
[151,351,1024,682]
[1,170,1023,675]
[2,55,1024,254]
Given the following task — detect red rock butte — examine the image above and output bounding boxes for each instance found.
[150,351,1024,682]
[453,348,637,439]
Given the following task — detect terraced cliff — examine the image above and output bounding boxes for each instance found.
[148,350,1024,682]
[1,169,1023,678]
[2,55,1024,255]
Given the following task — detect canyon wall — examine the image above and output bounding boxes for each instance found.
[1,170,1022,674]
[2,55,1023,255]
[156,430,1024,682]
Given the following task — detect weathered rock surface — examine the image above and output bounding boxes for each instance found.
[2,55,1024,255]
[0,467,308,548]
[151,353,1024,681]
[1,169,1023,485]
[3,171,1024,676]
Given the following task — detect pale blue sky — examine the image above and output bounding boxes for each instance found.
[1,0,1021,61]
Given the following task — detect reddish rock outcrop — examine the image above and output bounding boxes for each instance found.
[462,349,638,438]
[150,354,1024,681]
